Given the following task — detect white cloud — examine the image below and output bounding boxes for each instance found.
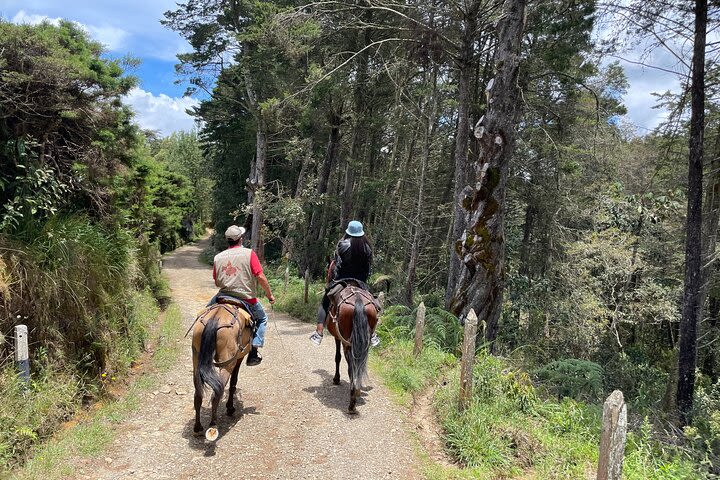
[11,9,128,51]
[11,10,59,25]
[123,88,199,136]
[5,3,189,61]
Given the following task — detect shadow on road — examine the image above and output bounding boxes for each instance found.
[180,396,258,456]
[303,369,373,415]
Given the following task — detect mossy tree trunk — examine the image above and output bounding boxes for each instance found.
[448,0,528,350]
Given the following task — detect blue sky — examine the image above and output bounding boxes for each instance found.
[1,1,684,137]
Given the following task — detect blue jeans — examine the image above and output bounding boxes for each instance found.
[207,294,268,348]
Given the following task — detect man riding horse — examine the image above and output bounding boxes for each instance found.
[309,220,380,348]
[212,225,275,365]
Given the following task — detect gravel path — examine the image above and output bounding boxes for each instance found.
[76,238,422,480]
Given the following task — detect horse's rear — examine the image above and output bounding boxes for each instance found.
[327,284,379,413]
[191,303,252,440]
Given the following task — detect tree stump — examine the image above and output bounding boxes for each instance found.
[459,309,478,411]
[413,302,426,357]
[597,390,627,480]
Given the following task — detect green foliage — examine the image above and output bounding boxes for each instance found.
[535,359,604,401]
[375,330,697,478]
[376,304,462,354]
[683,379,720,473]
[268,276,323,323]
[9,304,184,479]
[0,290,159,469]
[372,340,455,400]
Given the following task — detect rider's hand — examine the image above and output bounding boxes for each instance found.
[268,293,276,304]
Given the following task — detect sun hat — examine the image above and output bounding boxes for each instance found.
[346,220,365,237]
[225,225,246,241]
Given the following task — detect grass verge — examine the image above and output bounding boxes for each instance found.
[6,304,184,480]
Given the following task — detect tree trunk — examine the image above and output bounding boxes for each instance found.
[251,125,267,262]
[403,68,439,306]
[448,0,528,351]
[304,112,341,274]
[677,0,707,426]
[341,9,372,229]
[445,1,480,307]
[294,140,314,199]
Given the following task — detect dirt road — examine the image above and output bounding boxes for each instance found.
[76,238,422,480]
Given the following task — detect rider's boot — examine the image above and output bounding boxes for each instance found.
[246,346,262,366]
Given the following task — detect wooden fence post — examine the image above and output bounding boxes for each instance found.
[413,302,426,357]
[14,325,30,384]
[284,260,290,294]
[304,268,310,304]
[597,390,627,480]
[459,309,478,411]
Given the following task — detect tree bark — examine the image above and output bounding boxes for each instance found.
[448,0,528,351]
[251,125,267,262]
[445,4,479,307]
[677,0,707,426]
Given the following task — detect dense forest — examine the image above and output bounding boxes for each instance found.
[4,0,720,477]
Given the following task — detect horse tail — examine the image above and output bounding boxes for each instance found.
[197,315,223,399]
[350,296,370,389]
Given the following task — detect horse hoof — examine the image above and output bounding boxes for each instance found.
[205,426,219,442]
[226,407,235,417]
[193,425,203,436]
[333,377,340,385]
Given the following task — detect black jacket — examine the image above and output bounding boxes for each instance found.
[331,238,372,282]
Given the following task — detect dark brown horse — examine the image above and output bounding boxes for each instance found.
[191,301,253,441]
[326,282,379,413]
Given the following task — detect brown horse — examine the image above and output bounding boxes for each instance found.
[326,282,379,413]
[191,301,253,441]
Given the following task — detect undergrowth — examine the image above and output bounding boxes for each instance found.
[374,305,702,479]
[0,216,174,472]
[8,304,184,480]
[0,290,159,471]
[268,276,323,323]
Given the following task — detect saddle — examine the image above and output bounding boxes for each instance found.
[327,279,381,314]
[187,296,254,338]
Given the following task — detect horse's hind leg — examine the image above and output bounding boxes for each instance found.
[346,347,358,414]
[210,367,232,429]
[226,361,241,416]
[333,338,341,385]
[192,347,204,434]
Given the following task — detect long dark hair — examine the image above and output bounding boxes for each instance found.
[344,233,372,263]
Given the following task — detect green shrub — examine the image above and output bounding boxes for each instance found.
[372,340,455,398]
[377,304,462,354]
[0,290,158,470]
[602,352,669,411]
[268,276,323,323]
[535,359,604,401]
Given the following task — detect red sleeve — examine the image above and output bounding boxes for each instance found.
[250,251,263,276]
[213,264,217,281]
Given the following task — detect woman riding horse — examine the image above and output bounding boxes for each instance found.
[309,220,379,347]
